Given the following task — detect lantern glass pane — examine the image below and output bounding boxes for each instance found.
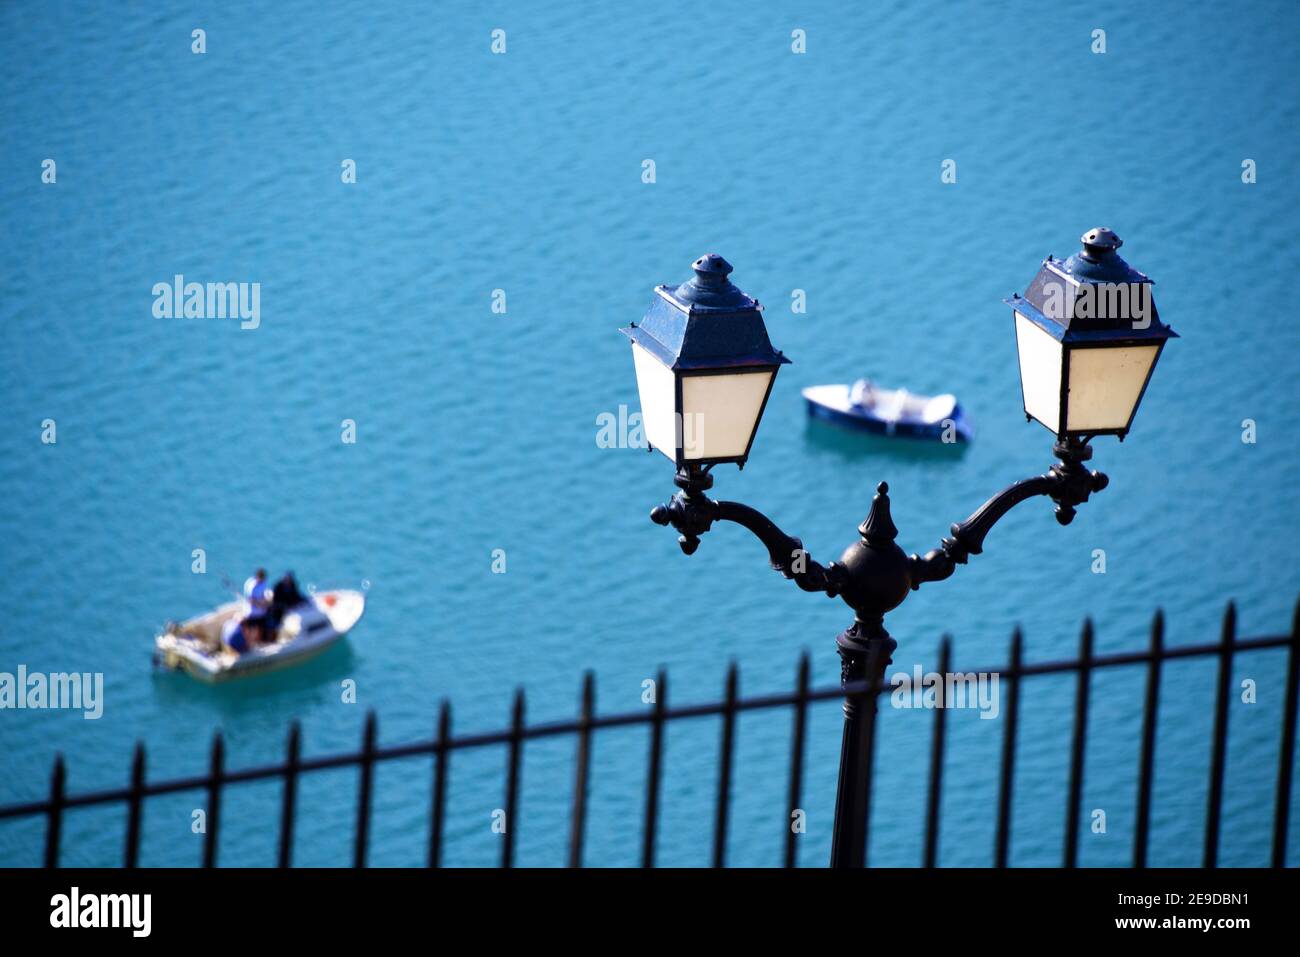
[631,342,680,463]
[680,369,774,461]
[1065,344,1159,432]
[1014,311,1063,434]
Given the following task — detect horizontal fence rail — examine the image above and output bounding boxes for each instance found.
[2,602,1297,868]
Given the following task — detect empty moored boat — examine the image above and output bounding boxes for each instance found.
[803,378,973,442]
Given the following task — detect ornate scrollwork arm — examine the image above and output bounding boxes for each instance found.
[649,467,844,597]
[648,440,1107,611]
[909,439,1109,589]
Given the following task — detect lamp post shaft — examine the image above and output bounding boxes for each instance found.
[830,620,896,868]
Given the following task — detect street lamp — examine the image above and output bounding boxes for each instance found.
[623,231,1175,868]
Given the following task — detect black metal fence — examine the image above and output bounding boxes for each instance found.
[2,601,1297,868]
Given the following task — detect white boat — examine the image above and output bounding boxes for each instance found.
[154,589,365,683]
[803,379,974,442]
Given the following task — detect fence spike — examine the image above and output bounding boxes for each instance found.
[1063,618,1094,867]
[642,668,667,868]
[568,672,595,868]
[124,742,146,868]
[995,627,1023,867]
[501,688,526,869]
[353,711,377,868]
[1204,601,1236,867]
[713,661,739,868]
[1272,597,1300,866]
[278,722,301,868]
[924,636,952,868]
[429,701,451,868]
[44,754,65,869]
[784,652,811,868]
[203,731,224,867]
[1133,609,1164,867]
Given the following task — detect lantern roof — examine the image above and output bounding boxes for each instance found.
[621,254,791,371]
[1004,228,1178,345]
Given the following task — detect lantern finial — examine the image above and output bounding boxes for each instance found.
[672,253,750,310]
[1080,227,1122,262]
[691,253,733,281]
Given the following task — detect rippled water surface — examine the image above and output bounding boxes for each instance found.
[1,1,1298,866]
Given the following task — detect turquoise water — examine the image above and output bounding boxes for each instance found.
[1,1,1297,867]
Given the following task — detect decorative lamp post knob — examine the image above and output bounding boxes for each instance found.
[1080,226,1123,261]
[858,482,900,545]
[690,253,733,283]
[837,482,913,621]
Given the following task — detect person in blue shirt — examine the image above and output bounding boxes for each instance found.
[242,568,271,646]
[224,615,251,654]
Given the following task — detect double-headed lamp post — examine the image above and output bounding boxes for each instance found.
[621,231,1177,868]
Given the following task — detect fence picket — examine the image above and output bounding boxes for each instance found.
[502,689,525,868]
[1064,619,1094,867]
[1133,611,1163,868]
[924,637,952,868]
[278,722,301,868]
[994,629,1023,868]
[712,663,739,868]
[429,702,450,868]
[642,669,667,868]
[44,755,64,869]
[123,743,145,868]
[203,732,224,867]
[784,653,810,868]
[1204,603,1236,867]
[568,673,595,868]
[1272,600,1300,867]
[354,712,376,868]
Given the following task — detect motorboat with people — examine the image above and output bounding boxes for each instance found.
[802,378,974,442]
[154,572,365,682]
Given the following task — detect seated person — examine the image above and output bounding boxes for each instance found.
[273,571,306,608]
[221,615,258,654]
[263,571,305,642]
[243,568,273,645]
[849,378,876,408]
